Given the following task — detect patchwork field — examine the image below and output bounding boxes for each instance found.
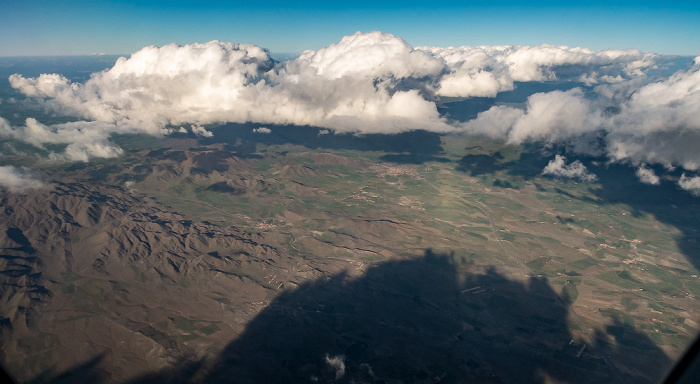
[117,127,700,377]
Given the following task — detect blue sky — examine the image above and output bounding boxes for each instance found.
[1,1,699,56]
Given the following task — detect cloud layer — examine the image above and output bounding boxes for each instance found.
[4,31,700,189]
[420,44,657,97]
[7,32,667,137]
[462,59,700,171]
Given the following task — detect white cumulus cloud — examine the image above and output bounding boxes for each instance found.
[9,40,272,133]
[604,61,700,170]
[190,124,213,137]
[462,59,700,172]
[678,173,700,196]
[636,164,661,185]
[460,88,603,153]
[267,31,450,133]
[9,32,667,139]
[542,155,597,182]
[9,33,452,135]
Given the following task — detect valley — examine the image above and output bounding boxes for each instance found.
[1,125,698,383]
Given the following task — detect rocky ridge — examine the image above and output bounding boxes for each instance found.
[0,179,332,383]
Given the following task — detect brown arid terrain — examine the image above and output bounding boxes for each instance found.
[1,128,698,384]
[0,180,340,383]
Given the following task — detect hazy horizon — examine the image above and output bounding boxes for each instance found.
[2,1,699,56]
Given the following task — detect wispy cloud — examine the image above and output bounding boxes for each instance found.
[0,166,48,192]
[0,117,124,161]
[324,354,346,380]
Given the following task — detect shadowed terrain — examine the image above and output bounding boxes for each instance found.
[198,250,668,384]
[38,251,669,384]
